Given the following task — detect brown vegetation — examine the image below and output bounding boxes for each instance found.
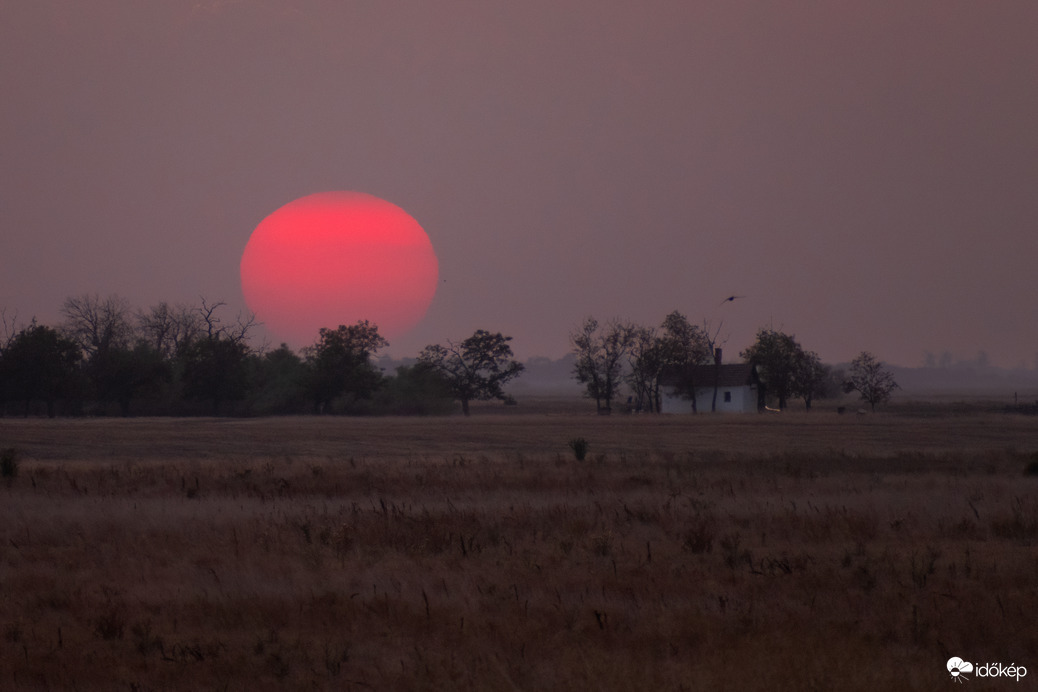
[2,406,1037,689]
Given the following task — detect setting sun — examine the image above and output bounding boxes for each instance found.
[240,192,438,346]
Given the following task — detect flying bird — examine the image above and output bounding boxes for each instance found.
[719,295,746,306]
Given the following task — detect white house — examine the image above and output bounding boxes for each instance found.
[659,361,763,414]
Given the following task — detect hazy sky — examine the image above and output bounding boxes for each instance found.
[2,1,1036,366]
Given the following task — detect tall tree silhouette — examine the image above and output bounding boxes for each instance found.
[303,321,388,413]
[0,322,82,417]
[419,330,524,415]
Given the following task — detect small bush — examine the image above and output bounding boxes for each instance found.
[568,437,589,461]
[1024,453,1038,476]
[1,448,17,480]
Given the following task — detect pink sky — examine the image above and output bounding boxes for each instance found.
[2,1,1036,366]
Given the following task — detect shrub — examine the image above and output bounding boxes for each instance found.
[1,448,17,480]
[568,437,589,461]
[1024,452,1038,476]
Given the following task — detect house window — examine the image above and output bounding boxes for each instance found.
[723,391,732,403]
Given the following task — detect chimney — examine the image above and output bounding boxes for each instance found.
[714,348,722,365]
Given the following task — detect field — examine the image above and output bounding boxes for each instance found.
[2,401,1037,690]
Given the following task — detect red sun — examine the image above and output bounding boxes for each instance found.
[240,192,438,346]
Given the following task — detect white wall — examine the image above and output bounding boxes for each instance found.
[659,385,758,414]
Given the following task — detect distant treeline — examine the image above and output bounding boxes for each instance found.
[567,313,868,414]
[0,296,467,418]
[2,295,898,418]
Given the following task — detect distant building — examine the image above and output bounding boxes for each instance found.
[659,351,764,414]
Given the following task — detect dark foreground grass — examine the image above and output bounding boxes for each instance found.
[1,413,1037,690]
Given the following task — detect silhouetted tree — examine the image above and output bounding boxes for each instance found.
[571,317,635,414]
[0,322,82,417]
[657,311,714,412]
[625,325,664,412]
[60,294,171,415]
[247,344,309,415]
[137,301,203,360]
[844,351,899,411]
[419,330,524,415]
[178,300,258,415]
[741,328,804,410]
[61,294,134,359]
[793,350,830,412]
[0,309,18,350]
[303,321,388,413]
[93,341,170,416]
[374,363,455,415]
[181,336,250,415]
[197,297,257,345]
[624,312,715,413]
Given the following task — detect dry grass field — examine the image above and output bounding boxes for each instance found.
[2,401,1038,690]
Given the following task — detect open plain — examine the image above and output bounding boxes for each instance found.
[2,401,1037,690]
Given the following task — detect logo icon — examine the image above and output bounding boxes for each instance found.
[948,657,974,683]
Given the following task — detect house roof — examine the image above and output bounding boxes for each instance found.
[662,363,759,388]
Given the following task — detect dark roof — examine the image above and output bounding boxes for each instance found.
[661,363,759,388]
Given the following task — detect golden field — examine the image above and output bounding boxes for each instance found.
[2,401,1037,690]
